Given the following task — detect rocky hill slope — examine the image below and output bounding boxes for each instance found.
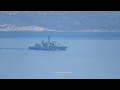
[0,11,120,32]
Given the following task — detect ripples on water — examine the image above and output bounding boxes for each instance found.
[0,32,120,79]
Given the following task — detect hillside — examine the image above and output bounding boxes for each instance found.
[0,11,120,32]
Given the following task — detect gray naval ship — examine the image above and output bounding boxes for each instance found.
[29,35,67,50]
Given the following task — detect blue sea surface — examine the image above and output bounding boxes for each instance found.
[0,32,120,79]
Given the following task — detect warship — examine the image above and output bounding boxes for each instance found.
[29,35,67,50]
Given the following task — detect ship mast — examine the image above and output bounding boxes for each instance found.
[48,34,50,46]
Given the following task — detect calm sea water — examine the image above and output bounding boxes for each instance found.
[0,32,120,79]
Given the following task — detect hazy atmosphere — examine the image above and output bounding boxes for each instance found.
[0,11,120,79]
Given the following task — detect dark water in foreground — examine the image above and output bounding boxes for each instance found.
[0,32,120,79]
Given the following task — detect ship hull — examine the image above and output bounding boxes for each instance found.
[29,46,67,50]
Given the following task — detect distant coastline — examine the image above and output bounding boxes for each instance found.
[0,24,120,32]
[0,11,120,32]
